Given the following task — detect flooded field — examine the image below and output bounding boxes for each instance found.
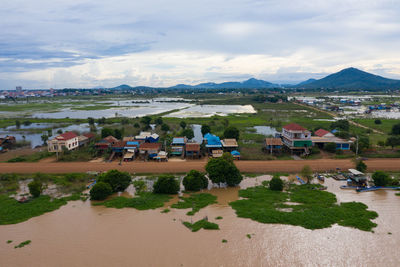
[1,177,399,266]
[164,104,256,118]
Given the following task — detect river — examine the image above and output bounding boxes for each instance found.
[1,177,399,266]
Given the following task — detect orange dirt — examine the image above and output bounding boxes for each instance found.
[0,158,400,174]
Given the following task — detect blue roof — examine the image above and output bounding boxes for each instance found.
[126,141,139,146]
[172,137,186,144]
[331,129,338,133]
[204,133,222,147]
[231,150,240,156]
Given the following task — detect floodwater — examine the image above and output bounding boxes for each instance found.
[164,104,256,118]
[1,177,400,266]
[253,126,278,136]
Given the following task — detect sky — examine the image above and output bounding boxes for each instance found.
[1,0,400,89]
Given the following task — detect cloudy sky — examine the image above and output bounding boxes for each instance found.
[1,0,400,89]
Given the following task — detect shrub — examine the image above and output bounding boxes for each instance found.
[269,174,283,191]
[223,126,240,140]
[356,160,367,172]
[181,128,194,140]
[324,142,337,153]
[300,165,313,184]
[182,170,208,191]
[205,155,243,186]
[391,123,400,135]
[161,123,170,132]
[180,121,187,129]
[374,119,382,125]
[132,180,147,193]
[372,171,390,186]
[28,180,43,198]
[90,182,112,200]
[153,175,180,194]
[201,124,211,136]
[98,170,131,192]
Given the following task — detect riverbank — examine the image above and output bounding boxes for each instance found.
[2,158,400,173]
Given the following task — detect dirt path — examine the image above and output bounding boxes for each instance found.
[1,158,400,174]
[294,102,385,134]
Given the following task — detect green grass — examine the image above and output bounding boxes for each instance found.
[94,192,172,210]
[222,239,227,243]
[396,193,400,196]
[182,219,219,232]
[215,216,223,220]
[0,194,80,225]
[161,208,170,213]
[246,234,251,239]
[14,240,31,248]
[353,118,398,134]
[229,184,378,231]
[171,193,217,215]
[6,151,53,163]
[7,240,12,244]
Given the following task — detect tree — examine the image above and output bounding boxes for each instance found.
[113,128,123,140]
[101,128,114,138]
[98,170,131,192]
[90,182,112,200]
[392,123,400,135]
[372,171,390,186]
[121,118,129,125]
[41,134,48,145]
[374,119,382,125]
[201,124,211,136]
[356,160,367,172]
[161,123,170,132]
[97,117,106,124]
[330,120,349,131]
[141,116,152,126]
[133,180,147,193]
[181,128,194,140]
[223,126,240,140]
[324,142,337,153]
[154,117,163,125]
[205,155,242,186]
[88,117,95,125]
[269,174,283,191]
[28,180,43,198]
[182,170,208,191]
[180,121,187,129]
[386,136,400,149]
[300,165,313,184]
[153,175,180,194]
[15,120,21,129]
[134,123,140,128]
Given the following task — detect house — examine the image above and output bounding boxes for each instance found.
[111,141,126,153]
[211,149,223,158]
[83,132,96,141]
[77,135,89,147]
[48,132,79,152]
[281,123,312,154]
[171,137,187,156]
[347,169,367,186]
[311,128,352,150]
[94,135,118,151]
[135,132,159,143]
[185,143,201,158]
[203,133,222,154]
[139,142,161,160]
[231,150,241,160]
[264,138,283,154]
[221,139,238,152]
[0,135,16,150]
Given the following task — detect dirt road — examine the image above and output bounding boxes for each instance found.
[1,158,400,174]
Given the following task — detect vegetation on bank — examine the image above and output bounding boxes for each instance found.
[7,151,53,163]
[0,194,80,225]
[14,240,31,249]
[229,184,378,231]
[182,219,219,232]
[171,193,217,215]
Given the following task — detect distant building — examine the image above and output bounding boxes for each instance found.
[281,123,312,154]
[264,138,283,154]
[311,128,351,150]
[48,132,79,152]
[221,139,238,152]
[16,86,22,92]
[185,143,201,158]
[171,137,187,156]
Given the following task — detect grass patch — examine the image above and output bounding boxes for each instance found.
[94,192,172,210]
[222,239,227,243]
[14,240,31,248]
[182,219,219,232]
[229,184,378,231]
[7,240,12,244]
[0,194,81,225]
[246,234,251,239]
[171,193,217,215]
[7,151,53,163]
[215,216,223,220]
[161,208,170,213]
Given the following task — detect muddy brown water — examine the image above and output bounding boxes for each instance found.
[1,177,400,267]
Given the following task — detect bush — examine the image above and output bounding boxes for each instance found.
[223,126,240,140]
[269,174,283,191]
[324,142,337,153]
[153,175,180,194]
[132,180,147,193]
[356,160,367,172]
[90,182,112,200]
[310,146,320,155]
[392,123,400,135]
[180,121,187,129]
[300,165,313,184]
[201,124,211,136]
[98,170,131,192]
[182,170,208,191]
[374,119,382,125]
[181,128,194,140]
[205,154,243,186]
[372,171,390,186]
[28,180,43,198]
[161,123,170,132]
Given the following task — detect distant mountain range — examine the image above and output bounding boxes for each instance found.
[109,67,400,90]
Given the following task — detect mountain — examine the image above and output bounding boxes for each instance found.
[296,78,317,86]
[297,67,400,90]
[110,84,133,90]
[169,78,279,89]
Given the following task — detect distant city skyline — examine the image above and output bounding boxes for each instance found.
[1,0,400,89]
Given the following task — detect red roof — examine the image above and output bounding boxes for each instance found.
[185,143,200,151]
[283,123,306,131]
[83,132,96,139]
[140,142,161,150]
[315,129,330,137]
[57,132,78,140]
